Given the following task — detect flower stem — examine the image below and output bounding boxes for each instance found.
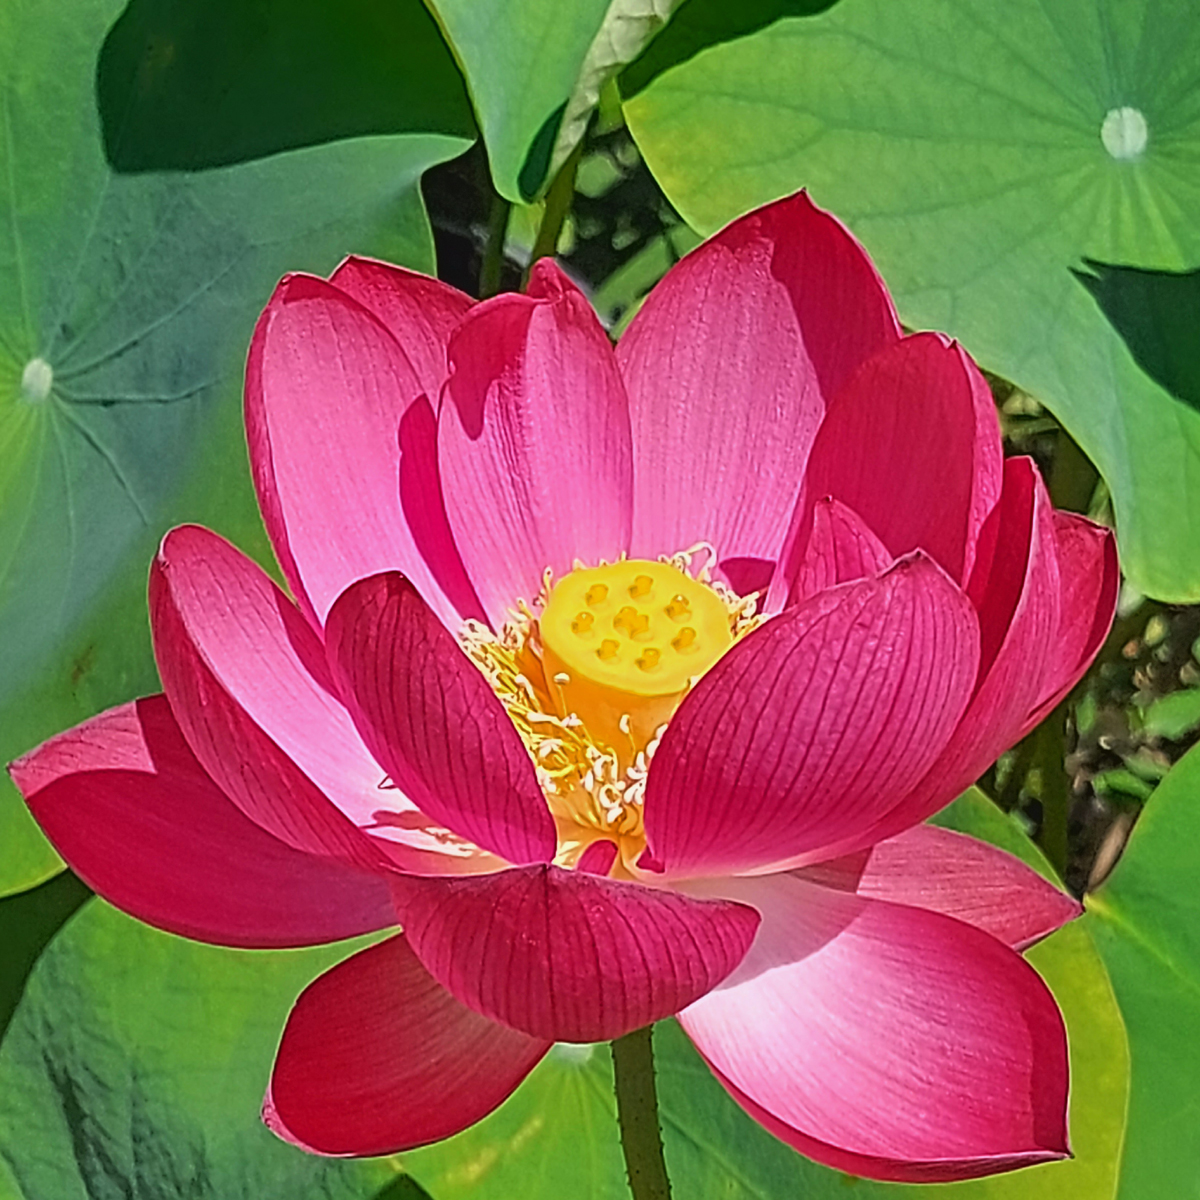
[524,140,583,283]
[478,193,511,299]
[611,1024,673,1200]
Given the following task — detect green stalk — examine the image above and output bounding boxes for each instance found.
[524,140,583,283]
[1033,702,1072,879]
[478,193,512,299]
[611,1025,673,1200]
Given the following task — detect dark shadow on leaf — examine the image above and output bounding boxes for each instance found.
[0,871,91,1042]
[97,0,476,173]
[1074,259,1200,413]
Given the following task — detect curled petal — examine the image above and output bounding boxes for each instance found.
[780,333,1003,599]
[390,866,760,1043]
[644,556,979,876]
[439,259,633,627]
[267,934,549,1155]
[246,273,465,629]
[801,824,1080,951]
[324,572,557,866]
[11,697,395,948]
[619,191,900,569]
[680,873,1069,1183]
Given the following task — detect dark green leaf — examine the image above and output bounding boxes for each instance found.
[0,0,471,895]
[98,0,475,171]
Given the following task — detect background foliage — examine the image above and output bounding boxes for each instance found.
[2,0,1198,1196]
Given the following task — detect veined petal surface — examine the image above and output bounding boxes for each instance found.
[1023,511,1118,730]
[439,260,633,627]
[266,934,549,1155]
[329,256,473,402]
[151,526,493,875]
[324,572,557,866]
[246,273,464,629]
[645,557,979,876]
[390,865,760,1043]
[618,191,900,571]
[784,333,1003,593]
[788,497,893,605]
[12,697,396,948]
[680,873,1069,1182]
[845,459,1064,852]
[800,823,1080,951]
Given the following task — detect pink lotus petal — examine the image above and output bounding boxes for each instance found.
[398,395,487,626]
[245,273,464,629]
[266,934,549,1155]
[788,497,893,604]
[151,526,496,875]
[438,259,633,626]
[390,865,760,1043]
[1021,512,1118,731]
[781,333,1003,598]
[617,191,900,570]
[846,459,1063,851]
[800,824,1080,950]
[329,255,473,402]
[324,572,557,866]
[644,556,979,876]
[679,873,1069,1182]
[11,697,395,948]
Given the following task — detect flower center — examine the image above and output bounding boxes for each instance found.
[460,553,758,877]
[539,559,733,760]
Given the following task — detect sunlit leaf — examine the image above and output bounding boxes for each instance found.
[426,0,681,201]
[1089,740,1200,1198]
[625,0,1200,601]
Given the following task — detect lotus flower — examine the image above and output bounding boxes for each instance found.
[11,193,1117,1183]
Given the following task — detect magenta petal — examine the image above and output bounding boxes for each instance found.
[438,260,633,626]
[801,824,1080,950]
[246,273,464,629]
[644,556,979,876]
[11,697,395,948]
[152,526,494,877]
[151,526,394,871]
[324,572,557,866]
[390,866,760,1042]
[788,497,893,604]
[783,334,1003,595]
[266,934,549,1155]
[1022,512,1118,730]
[328,255,473,403]
[679,873,1069,1183]
[618,191,900,568]
[398,395,487,625]
[828,459,1063,855]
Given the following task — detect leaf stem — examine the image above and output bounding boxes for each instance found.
[611,1025,672,1200]
[524,139,583,283]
